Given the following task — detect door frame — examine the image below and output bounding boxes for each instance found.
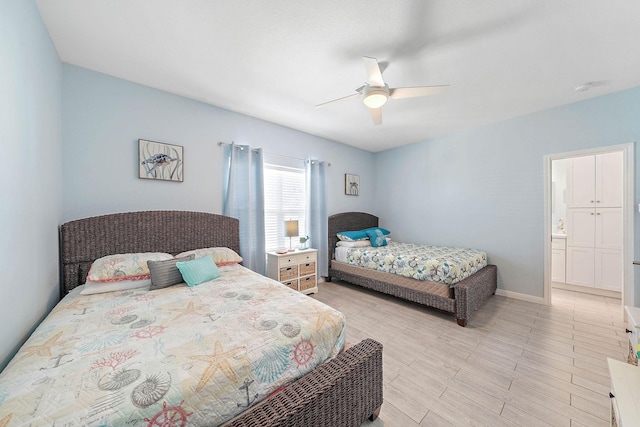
[543,143,634,307]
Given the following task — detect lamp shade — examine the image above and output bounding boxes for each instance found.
[285,220,299,238]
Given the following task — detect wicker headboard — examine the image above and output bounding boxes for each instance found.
[327,212,378,269]
[60,210,240,296]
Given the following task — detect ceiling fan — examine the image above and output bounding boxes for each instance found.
[316,56,449,125]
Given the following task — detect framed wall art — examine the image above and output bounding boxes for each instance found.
[138,139,183,182]
[345,173,359,196]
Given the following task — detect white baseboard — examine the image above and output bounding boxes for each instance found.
[551,281,621,298]
[495,288,546,305]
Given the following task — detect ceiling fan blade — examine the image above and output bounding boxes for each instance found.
[389,85,450,99]
[315,93,360,108]
[369,107,382,125]
[363,56,385,87]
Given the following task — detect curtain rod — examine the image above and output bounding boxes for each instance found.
[217,141,331,166]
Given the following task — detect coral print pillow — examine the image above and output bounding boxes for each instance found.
[87,252,173,282]
[176,247,243,266]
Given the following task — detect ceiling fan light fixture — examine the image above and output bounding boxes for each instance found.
[363,89,389,108]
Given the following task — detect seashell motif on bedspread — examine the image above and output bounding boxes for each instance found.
[345,241,487,286]
[253,346,290,383]
[98,368,141,391]
[131,372,171,407]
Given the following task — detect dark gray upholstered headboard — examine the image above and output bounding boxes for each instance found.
[60,211,240,296]
[327,212,378,269]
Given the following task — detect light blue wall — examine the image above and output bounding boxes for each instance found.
[375,87,640,300]
[62,65,376,222]
[0,0,62,370]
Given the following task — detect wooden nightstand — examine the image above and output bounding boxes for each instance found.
[267,249,318,294]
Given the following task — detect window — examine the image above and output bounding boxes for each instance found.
[264,164,306,253]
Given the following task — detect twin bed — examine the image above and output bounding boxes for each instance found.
[327,212,497,327]
[0,211,382,426]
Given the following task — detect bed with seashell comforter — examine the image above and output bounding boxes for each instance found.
[0,211,382,427]
[328,212,497,327]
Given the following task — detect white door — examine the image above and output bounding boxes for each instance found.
[566,246,595,287]
[567,155,595,208]
[566,208,595,248]
[595,248,623,291]
[595,207,623,250]
[596,151,623,208]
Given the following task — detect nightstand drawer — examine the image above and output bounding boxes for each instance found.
[279,265,298,281]
[278,255,301,267]
[299,262,315,276]
[300,275,316,291]
[282,279,298,291]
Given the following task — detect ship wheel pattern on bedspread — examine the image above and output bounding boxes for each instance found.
[145,400,192,427]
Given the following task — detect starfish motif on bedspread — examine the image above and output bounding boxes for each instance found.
[312,307,340,332]
[189,341,244,392]
[169,300,206,321]
[0,414,13,427]
[18,331,65,361]
[50,298,86,314]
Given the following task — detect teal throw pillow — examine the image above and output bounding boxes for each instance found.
[175,256,221,287]
[336,230,369,241]
[365,228,388,248]
[362,227,391,236]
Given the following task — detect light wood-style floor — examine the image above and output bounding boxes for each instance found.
[312,280,626,427]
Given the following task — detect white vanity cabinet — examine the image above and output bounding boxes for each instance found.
[551,235,566,283]
[565,152,623,291]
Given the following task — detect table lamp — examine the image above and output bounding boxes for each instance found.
[285,220,299,252]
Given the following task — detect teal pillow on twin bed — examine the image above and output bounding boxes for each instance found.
[176,256,221,287]
[336,230,368,241]
[365,228,388,247]
[363,227,390,236]
[337,227,391,242]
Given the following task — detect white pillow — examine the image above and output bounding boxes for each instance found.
[336,240,372,248]
[80,279,152,295]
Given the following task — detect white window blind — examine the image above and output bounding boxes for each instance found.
[264,164,306,253]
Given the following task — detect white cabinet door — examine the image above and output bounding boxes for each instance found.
[551,249,566,283]
[566,247,595,287]
[566,208,595,248]
[595,207,623,250]
[595,151,623,208]
[567,155,595,208]
[564,150,623,292]
[595,248,622,291]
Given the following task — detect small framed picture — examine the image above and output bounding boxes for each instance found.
[345,173,359,196]
[138,139,183,182]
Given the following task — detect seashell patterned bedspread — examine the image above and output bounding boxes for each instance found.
[343,241,487,286]
[0,264,345,426]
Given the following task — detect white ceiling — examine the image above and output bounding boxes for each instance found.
[36,1,640,153]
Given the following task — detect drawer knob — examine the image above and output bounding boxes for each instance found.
[626,328,633,333]
[610,392,615,398]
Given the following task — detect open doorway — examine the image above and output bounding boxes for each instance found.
[544,143,634,308]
